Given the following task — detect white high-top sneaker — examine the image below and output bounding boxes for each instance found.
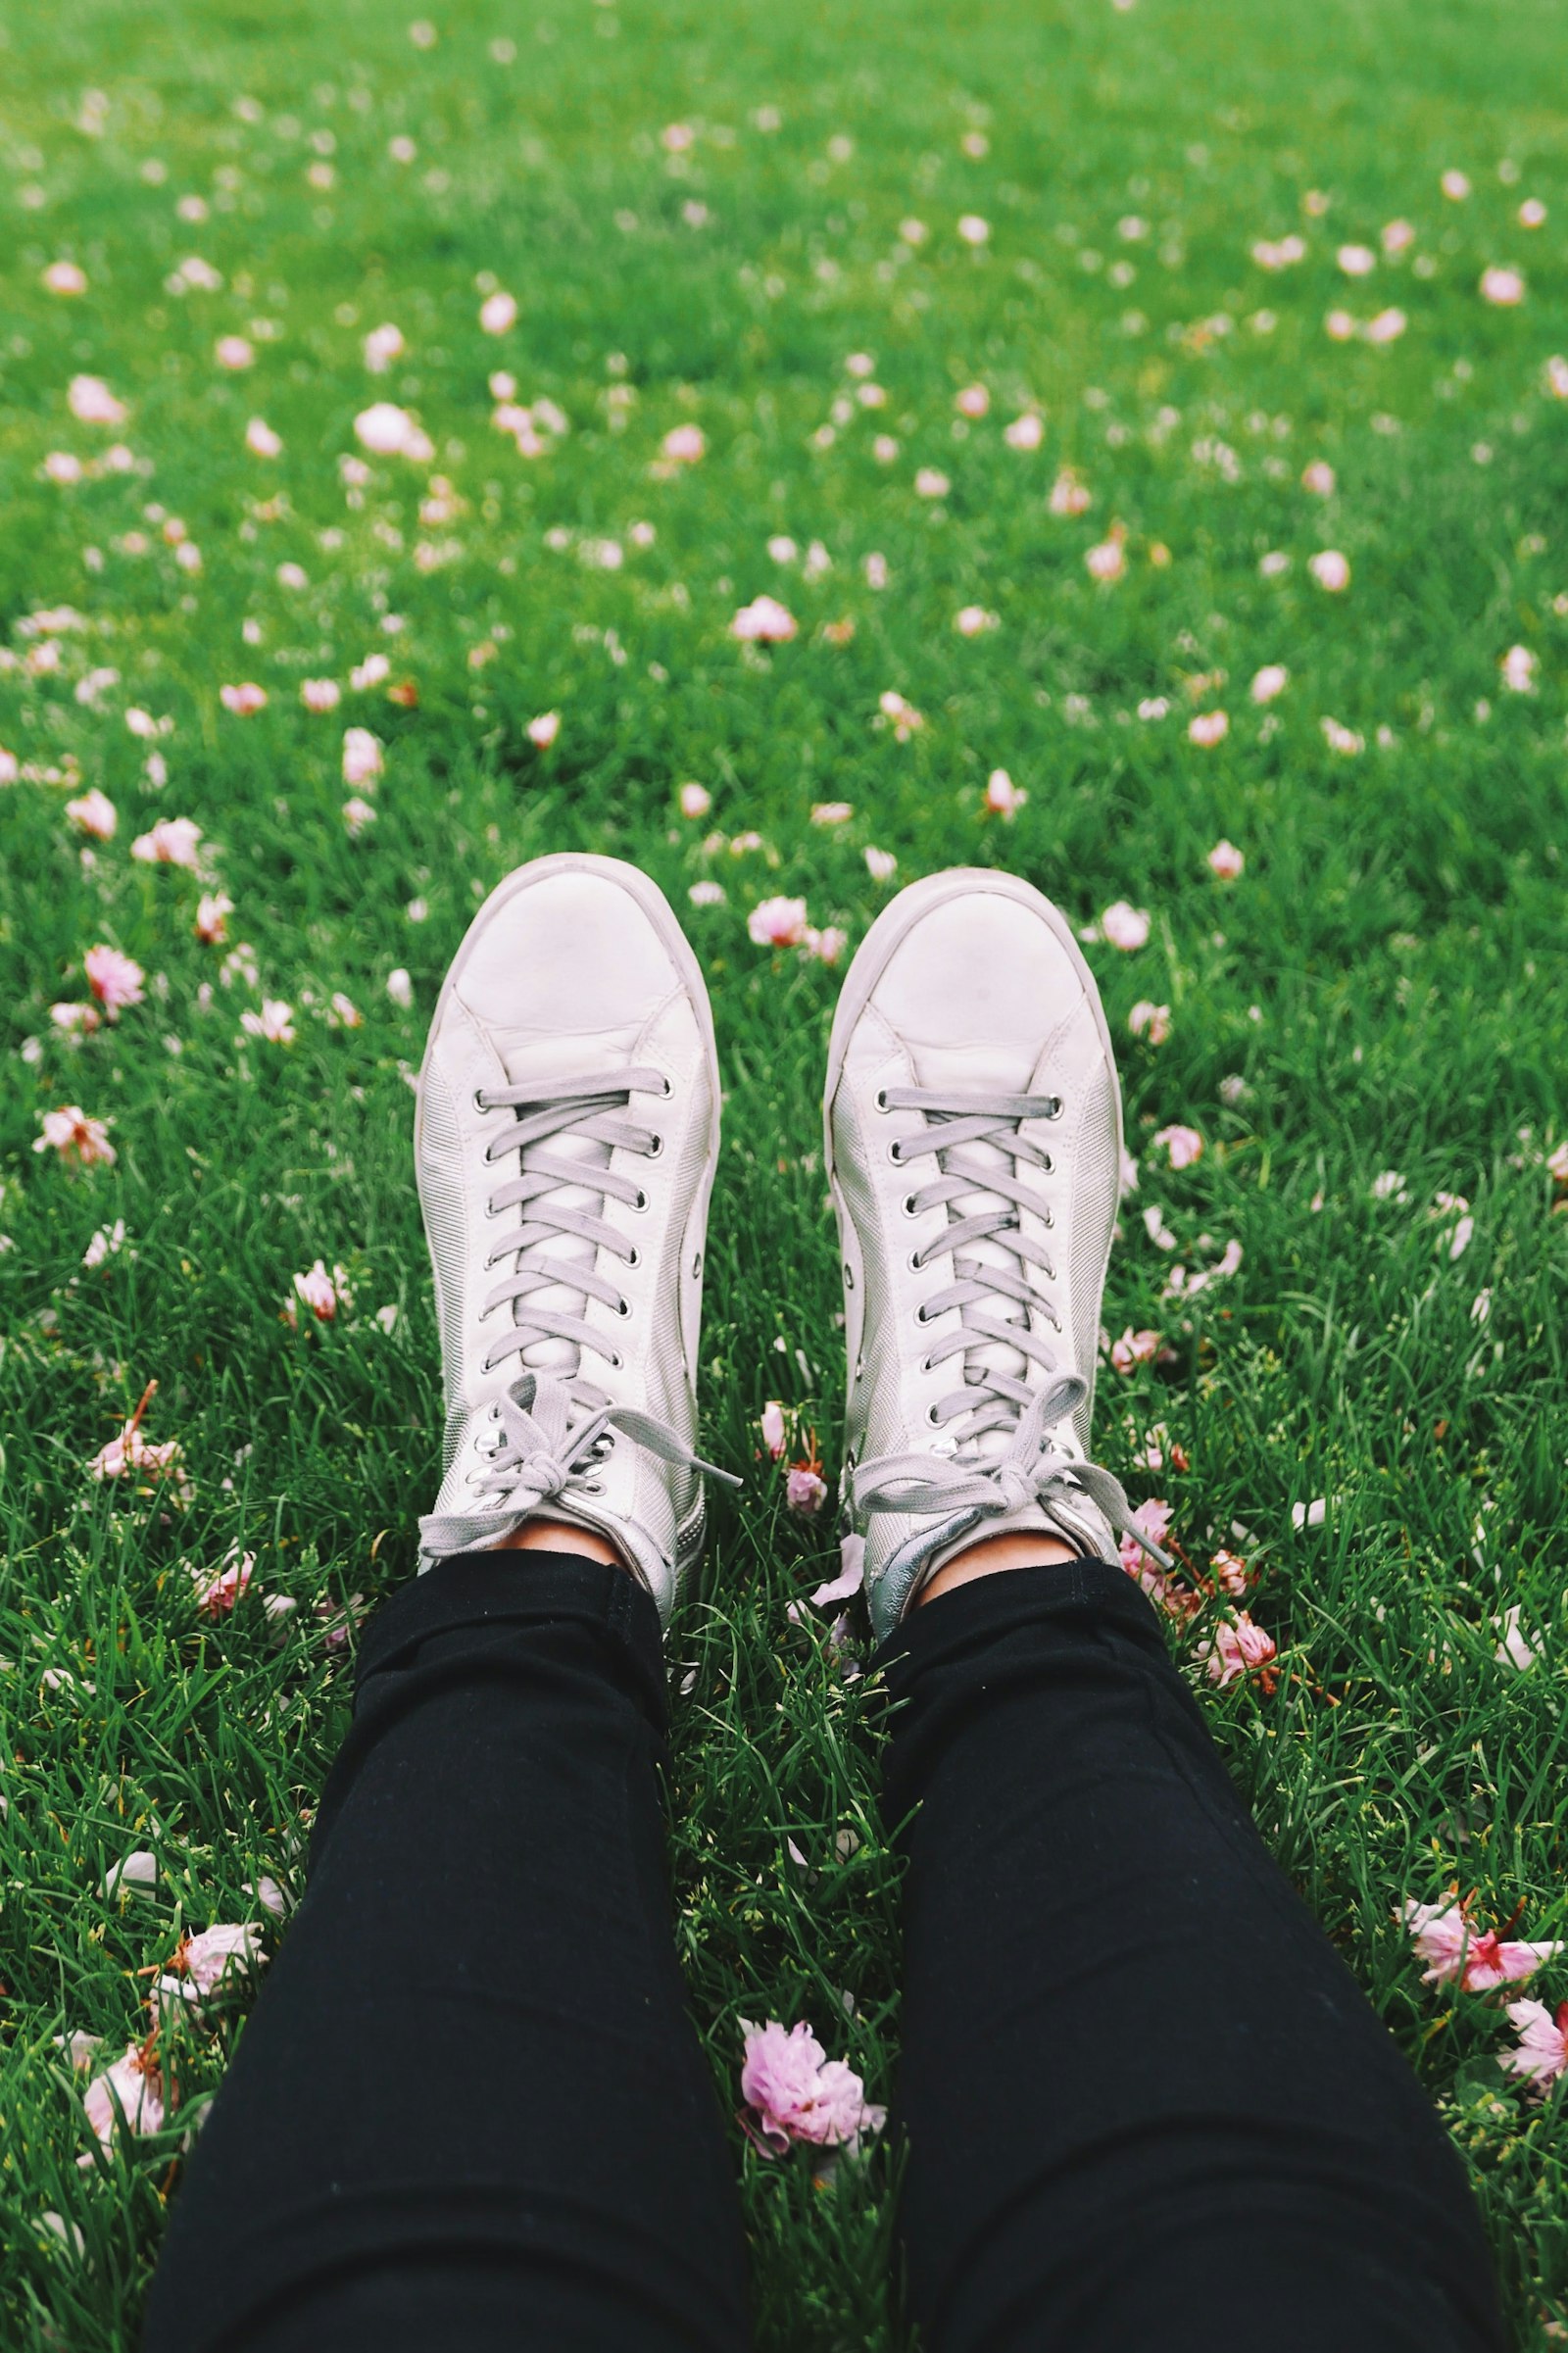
[825,868,1167,1643]
[415,853,735,1625]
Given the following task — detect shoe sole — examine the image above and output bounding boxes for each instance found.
[415,852,723,1607]
[822,865,1124,1190]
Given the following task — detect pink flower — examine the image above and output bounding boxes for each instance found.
[1101,900,1151,952]
[1154,1124,1203,1169]
[1480,266,1525,307]
[732,595,798,643]
[195,892,233,944]
[1200,1612,1278,1689]
[955,605,997,637]
[83,2041,165,2151]
[787,1464,829,1516]
[1004,412,1044,451]
[44,260,88,296]
[984,767,1027,819]
[1337,245,1376,278]
[1502,1999,1568,2093]
[662,423,706,463]
[1049,466,1092,516]
[289,1259,340,1323]
[1207,839,1245,881]
[479,291,517,334]
[66,787,118,839]
[810,1535,865,1608]
[354,401,433,461]
[35,1106,116,1167]
[241,999,296,1046]
[1301,460,1337,497]
[956,214,990,247]
[87,1381,183,1486]
[1209,1549,1251,1597]
[1119,1496,1174,1573]
[246,417,283,459]
[130,816,202,867]
[363,321,406,372]
[956,384,989,417]
[84,945,144,1016]
[215,334,255,370]
[189,1547,255,1618]
[1128,1000,1171,1046]
[1188,710,1229,748]
[52,1001,101,1035]
[739,2019,885,2157]
[760,1400,788,1459]
[220,681,268,716]
[69,374,126,427]
[343,796,377,837]
[678,781,711,819]
[1308,549,1350,593]
[748,897,808,949]
[1402,1893,1564,1990]
[342,726,384,786]
[1085,535,1126,582]
[1365,308,1406,345]
[302,677,342,711]
[1110,1327,1161,1375]
[161,1921,265,2005]
[1500,645,1538,694]
[915,466,951,500]
[527,711,561,749]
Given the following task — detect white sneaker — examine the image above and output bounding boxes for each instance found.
[415,853,734,1625]
[824,868,1166,1642]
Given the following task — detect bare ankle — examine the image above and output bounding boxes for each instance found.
[916,1529,1079,1606]
[486,1517,630,1572]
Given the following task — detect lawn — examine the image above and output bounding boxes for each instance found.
[2,0,1567,2340]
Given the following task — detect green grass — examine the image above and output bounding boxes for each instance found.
[2,0,1567,2339]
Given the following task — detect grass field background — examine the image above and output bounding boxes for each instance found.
[2,0,1567,2341]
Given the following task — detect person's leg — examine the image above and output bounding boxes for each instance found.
[149,856,748,2350]
[821,870,1502,2352]
[875,1559,1505,2353]
[144,1553,749,2353]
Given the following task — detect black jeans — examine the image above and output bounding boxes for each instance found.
[143,1555,1504,2353]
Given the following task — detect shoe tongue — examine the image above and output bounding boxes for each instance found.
[906,1038,1044,1462]
[492,1024,639,1384]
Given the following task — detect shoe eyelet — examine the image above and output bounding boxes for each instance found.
[646,1134,664,1160]
[615,1298,631,1317]
[1042,1154,1054,1174]
[473,1090,490,1113]
[658,1075,673,1099]
[926,1403,942,1426]
[1046,1097,1063,1121]
[902,1192,919,1218]
[580,1479,604,1495]
[691,1250,702,1279]
[843,1260,855,1291]
[887,1141,904,1165]
[626,1246,641,1269]
[920,1356,932,1374]
[632,1189,649,1212]
[874,1089,889,1113]
[608,1351,623,1370]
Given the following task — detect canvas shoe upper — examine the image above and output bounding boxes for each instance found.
[415,853,733,1624]
[824,868,1168,1642]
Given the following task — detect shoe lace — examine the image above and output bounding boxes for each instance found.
[419,1067,735,1555]
[852,1084,1168,1565]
